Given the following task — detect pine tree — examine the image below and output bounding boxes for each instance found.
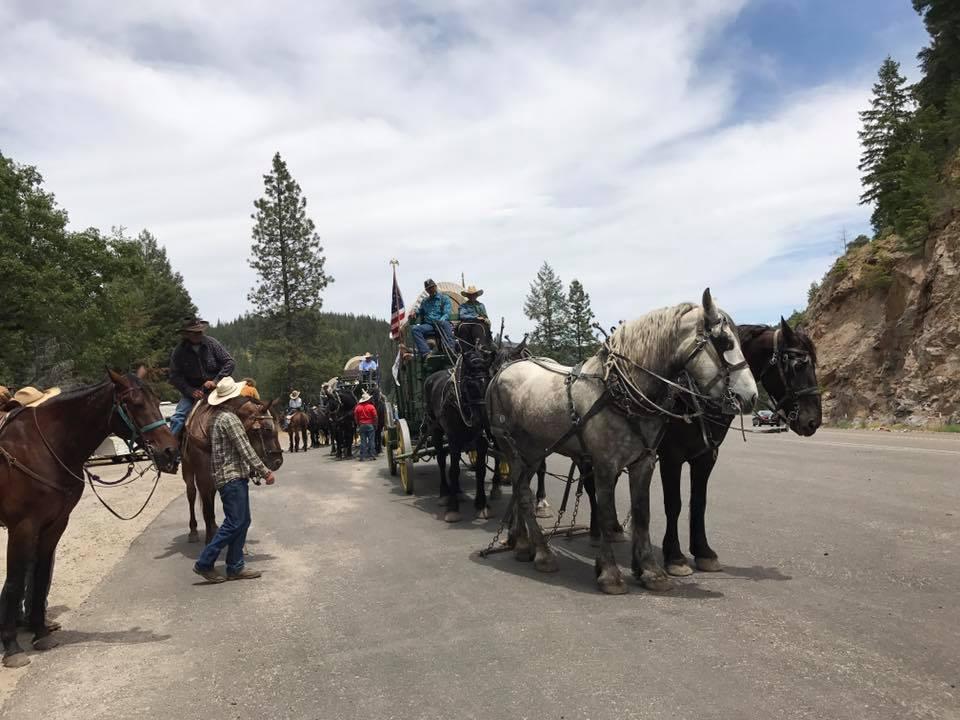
[913,1,960,113]
[523,261,570,360]
[566,279,598,362]
[249,152,332,389]
[891,143,937,249]
[858,57,914,234]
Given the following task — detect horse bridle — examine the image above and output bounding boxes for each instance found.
[113,386,169,454]
[246,409,278,482]
[680,315,750,409]
[756,328,820,422]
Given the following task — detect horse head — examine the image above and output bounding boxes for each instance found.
[753,318,821,436]
[237,398,284,471]
[677,289,757,413]
[107,369,180,473]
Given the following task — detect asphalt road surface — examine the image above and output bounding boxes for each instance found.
[3,427,958,720]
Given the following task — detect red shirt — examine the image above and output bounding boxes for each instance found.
[354,402,378,426]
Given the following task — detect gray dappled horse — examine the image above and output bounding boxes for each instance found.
[487,289,758,595]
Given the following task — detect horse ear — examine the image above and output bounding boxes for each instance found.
[779,316,797,344]
[702,288,720,324]
[106,367,127,384]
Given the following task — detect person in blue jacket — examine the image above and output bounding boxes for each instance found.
[410,279,454,356]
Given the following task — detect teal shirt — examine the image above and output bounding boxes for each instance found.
[459,300,487,322]
[418,293,452,324]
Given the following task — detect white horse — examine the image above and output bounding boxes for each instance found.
[487,289,757,594]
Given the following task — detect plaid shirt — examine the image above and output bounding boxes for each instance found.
[210,410,270,489]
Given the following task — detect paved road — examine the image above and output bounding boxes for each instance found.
[3,428,958,719]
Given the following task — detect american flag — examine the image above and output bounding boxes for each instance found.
[390,265,405,340]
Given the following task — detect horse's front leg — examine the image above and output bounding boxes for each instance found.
[444,446,464,523]
[433,426,451,508]
[474,435,490,519]
[593,467,627,594]
[659,453,691,576]
[29,513,73,651]
[689,451,721,572]
[184,465,199,543]
[535,460,552,518]
[2,522,35,666]
[629,453,672,592]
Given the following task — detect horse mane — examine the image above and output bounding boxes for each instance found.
[739,324,818,365]
[608,302,698,375]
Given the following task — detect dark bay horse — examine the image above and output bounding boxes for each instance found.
[328,388,357,460]
[0,370,179,667]
[287,410,309,453]
[308,405,330,448]
[658,318,821,576]
[181,398,283,544]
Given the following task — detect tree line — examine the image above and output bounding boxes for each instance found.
[523,261,600,363]
[858,0,960,251]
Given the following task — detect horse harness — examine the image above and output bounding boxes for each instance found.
[755,327,820,423]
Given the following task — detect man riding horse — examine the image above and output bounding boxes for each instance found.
[168,317,235,438]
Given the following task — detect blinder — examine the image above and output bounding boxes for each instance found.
[761,328,820,422]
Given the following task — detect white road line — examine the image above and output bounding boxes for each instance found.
[778,439,960,457]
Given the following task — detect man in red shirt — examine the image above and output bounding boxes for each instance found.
[354,392,379,461]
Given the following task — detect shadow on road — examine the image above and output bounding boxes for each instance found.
[153,535,276,566]
[716,564,793,581]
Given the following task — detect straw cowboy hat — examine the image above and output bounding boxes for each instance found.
[463,285,484,297]
[289,390,301,400]
[358,391,372,403]
[13,386,62,407]
[364,352,373,359]
[207,377,247,406]
[180,317,209,333]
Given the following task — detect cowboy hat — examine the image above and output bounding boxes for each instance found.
[463,285,484,297]
[423,278,437,290]
[207,377,247,406]
[364,352,373,359]
[358,391,372,403]
[289,390,301,399]
[180,317,209,333]
[13,386,62,407]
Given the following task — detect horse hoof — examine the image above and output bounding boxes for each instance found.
[443,511,462,523]
[598,577,628,595]
[2,653,30,668]
[535,506,553,519]
[666,563,694,577]
[534,553,559,573]
[695,557,722,572]
[476,507,492,520]
[33,634,59,652]
[437,495,449,507]
[188,531,200,543]
[489,486,502,500]
[514,546,534,562]
[589,535,602,547]
[640,574,673,593]
[611,531,628,544]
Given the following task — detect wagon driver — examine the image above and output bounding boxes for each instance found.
[411,278,455,357]
[168,317,235,438]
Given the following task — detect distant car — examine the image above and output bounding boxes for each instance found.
[753,410,781,427]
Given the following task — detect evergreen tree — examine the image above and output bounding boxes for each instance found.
[566,279,598,361]
[248,152,332,389]
[858,57,914,234]
[891,143,937,248]
[913,1,960,113]
[523,261,570,360]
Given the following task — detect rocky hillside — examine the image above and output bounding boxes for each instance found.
[803,219,960,427]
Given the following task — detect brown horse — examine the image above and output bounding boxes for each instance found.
[181,398,283,544]
[287,410,309,453]
[0,370,179,667]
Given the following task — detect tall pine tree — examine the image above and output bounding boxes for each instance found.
[566,279,598,361]
[249,152,332,390]
[913,1,960,113]
[523,261,570,360]
[858,57,913,234]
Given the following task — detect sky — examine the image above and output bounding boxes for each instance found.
[0,0,930,336]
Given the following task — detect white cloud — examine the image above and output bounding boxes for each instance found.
[2,0,876,336]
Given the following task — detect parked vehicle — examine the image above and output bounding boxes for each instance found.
[753,409,780,427]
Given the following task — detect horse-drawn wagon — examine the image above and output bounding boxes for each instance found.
[383,281,467,493]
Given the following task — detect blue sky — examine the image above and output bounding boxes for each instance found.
[0,0,933,331]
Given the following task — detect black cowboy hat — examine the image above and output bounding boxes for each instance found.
[181,317,209,333]
[424,278,437,290]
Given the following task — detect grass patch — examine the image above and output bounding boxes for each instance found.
[932,423,960,433]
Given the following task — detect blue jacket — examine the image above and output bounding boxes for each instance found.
[418,293,452,324]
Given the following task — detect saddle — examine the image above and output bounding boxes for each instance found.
[183,400,219,453]
[0,404,27,436]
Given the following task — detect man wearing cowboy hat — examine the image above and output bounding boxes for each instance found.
[358,352,378,386]
[168,317,235,437]
[193,377,276,583]
[458,285,489,324]
[353,390,378,461]
[283,390,303,429]
[411,278,454,357]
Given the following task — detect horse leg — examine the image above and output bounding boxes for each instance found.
[513,463,558,573]
[288,427,295,453]
[689,452,721,572]
[302,426,309,452]
[433,426,450,506]
[184,463,199,543]
[660,453,691,576]
[1,522,36,666]
[445,442,463,523]
[29,513,72,651]
[474,435,491,519]
[534,460,551,518]
[628,453,672,592]
[196,468,218,545]
[593,467,627,594]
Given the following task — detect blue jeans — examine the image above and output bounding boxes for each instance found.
[359,424,375,459]
[170,395,196,436]
[411,321,454,356]
[194,479,251,576]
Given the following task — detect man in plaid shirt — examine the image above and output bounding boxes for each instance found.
[193,377,276,583]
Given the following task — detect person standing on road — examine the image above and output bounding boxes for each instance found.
[168,317,235,437]
[193,377,276,583]
[354,391,378,461]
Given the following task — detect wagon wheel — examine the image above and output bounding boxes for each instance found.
[397,418,414,495]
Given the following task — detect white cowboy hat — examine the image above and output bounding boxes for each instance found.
[207,377,247,406]
[358,391,372,403]
[13,386,61,407]
[289,390,301,399]
[463,285,483,297]
[364,352,373,359]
